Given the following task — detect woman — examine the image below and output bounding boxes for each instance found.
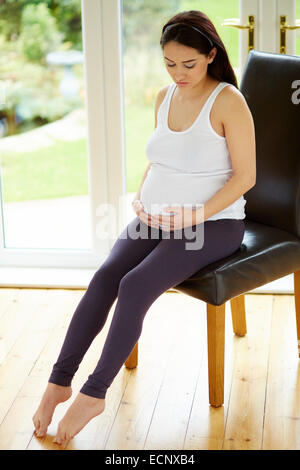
[32,9,256,446]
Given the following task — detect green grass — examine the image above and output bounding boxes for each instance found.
[125,104,154,193]
[1,138,88,202]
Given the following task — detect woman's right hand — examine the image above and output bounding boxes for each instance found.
[132,199,144,216]
[132,199,160,229]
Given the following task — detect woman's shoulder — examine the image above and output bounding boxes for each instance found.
[219,82,245,101]
[216,82,248,111]
[153,85,171,128]
[155,84,171,107]
[216,82,253,124]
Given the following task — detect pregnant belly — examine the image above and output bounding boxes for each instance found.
[140,164,232,215]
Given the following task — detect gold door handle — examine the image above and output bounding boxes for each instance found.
[280,15,300,54]
[221,15,255,53]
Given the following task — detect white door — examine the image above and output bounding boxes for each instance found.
[228,0,299,77]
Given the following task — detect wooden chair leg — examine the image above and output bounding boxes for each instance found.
[207,303,225,407]
[230,294,247,336]
[293,271,300,358]
[125,341,138,368]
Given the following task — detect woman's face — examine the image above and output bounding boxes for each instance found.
[163,41,216,88]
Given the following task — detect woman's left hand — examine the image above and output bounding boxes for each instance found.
[151,206,204,231]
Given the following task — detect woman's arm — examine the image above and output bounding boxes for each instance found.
[201,85,256,222]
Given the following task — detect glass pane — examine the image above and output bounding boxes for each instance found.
[121,0,239,216]
[0,0,92,250]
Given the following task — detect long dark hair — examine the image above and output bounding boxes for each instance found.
[160,10,238,88]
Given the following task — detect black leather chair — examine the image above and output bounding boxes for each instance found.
[125,49,300,407]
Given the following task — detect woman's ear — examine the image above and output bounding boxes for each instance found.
[208,47,217,63]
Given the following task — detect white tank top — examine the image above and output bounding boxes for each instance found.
[140,81,246,220]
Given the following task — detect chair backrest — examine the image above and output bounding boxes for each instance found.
[239,50,300,238]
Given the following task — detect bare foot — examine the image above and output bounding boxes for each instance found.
[32,382,72,438]
[53,392,105,447]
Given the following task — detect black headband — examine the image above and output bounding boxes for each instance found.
[163,22,214,49]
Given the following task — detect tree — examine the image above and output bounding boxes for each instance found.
[0,0,82,49]
[19,3,63,62]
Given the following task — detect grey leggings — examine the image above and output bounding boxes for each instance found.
[48,216,245,398]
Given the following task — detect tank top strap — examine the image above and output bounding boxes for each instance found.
[157,83,175,127]
[202,82,232,117]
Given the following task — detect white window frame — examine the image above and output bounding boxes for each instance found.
[0,0,126,271]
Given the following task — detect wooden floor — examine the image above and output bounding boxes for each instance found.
[0,287,299,450]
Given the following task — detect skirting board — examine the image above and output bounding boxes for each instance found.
[0,267,295,293]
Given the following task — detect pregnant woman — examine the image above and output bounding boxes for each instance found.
[32,9,256,446]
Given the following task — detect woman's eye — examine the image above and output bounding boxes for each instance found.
[167,64,195,69]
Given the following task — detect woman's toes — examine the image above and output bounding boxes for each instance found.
[53,435,61,445]
[54,435,66,446]
[32,416,40,434]
[36,423,49,437]
[32,415,47,438]
[32,384,72,437]
[32,408,52,437]
[53,423,66,445]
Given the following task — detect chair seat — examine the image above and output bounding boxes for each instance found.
[174,219,300,306]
